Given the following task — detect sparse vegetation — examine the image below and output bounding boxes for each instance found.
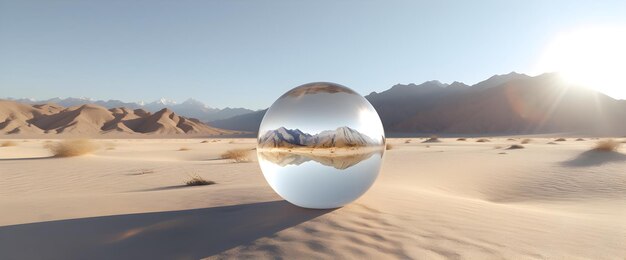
[0,141,18,147]
[186,174,216,186]
[221,148,251,162]
[476,138,490,143]
[386,143,393,150]
[555,138,567,142]
[178,147,191,151]
[521,139,532,144]
[507,138,517,141]
[201,140,209,143]
[593,139,621,152]
[547,142,557,145]
[423,135,440,143]
[507,144,525,150]
[457,138,466,141]
[46,139,98,157]
[575,138,585,141]
[404,139,411,144]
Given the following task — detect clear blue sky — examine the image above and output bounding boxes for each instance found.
[1,0,625,109]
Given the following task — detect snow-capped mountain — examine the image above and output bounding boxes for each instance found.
[258,126,381,148]
[5,97,254,122]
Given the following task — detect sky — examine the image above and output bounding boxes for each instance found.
[1,0,625,109]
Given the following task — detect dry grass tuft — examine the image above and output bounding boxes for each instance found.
[422,135,440,143]
[186,174,216,186]
[575,138,585,141]
[1,141,18,147]
[386,143,393,150]
[520,138,532,144]
[507,144,525,150]
[178,147,191,151]
[221,149,251,162]
[507,138,517,141]
[555,138,567,142]
[201,140,210,143]
[547,142,557,145]
[457,138,467,141]
[404,139,411,144]
[46,139,98,157]
[593,139,621,152]
[476,138,490,143]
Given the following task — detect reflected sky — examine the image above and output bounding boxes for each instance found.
[258,151,383,209]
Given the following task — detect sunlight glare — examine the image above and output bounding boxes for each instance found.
[534,25,626,99]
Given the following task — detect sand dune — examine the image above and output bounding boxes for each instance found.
[0,138,624,259]
[0,100,237,136]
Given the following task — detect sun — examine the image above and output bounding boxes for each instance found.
[534,25,626,100]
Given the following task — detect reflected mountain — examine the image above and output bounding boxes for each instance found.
[258,150,381,170]
[258,126,383,148]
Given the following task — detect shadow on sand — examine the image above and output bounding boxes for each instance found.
[0,156,55,161]
[561,150,626,167]
[0,200,333,260]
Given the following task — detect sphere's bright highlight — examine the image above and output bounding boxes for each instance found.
[257,82,386,209]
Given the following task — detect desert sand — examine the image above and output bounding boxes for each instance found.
[0,137,625,259]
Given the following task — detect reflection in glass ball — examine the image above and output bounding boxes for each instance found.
[257,82,386,209]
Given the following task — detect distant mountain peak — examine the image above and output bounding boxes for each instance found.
[2,97,254,122]
[154,98,177,105]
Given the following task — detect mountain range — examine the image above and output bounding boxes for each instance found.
[6,97,254,122]
[258,151,380,170]
[258,126,382,148]
[211,72,626,135]
[0,100,237,135]
[4,72,626,136]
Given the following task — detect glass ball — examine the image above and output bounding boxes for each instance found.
[257,82,386,209]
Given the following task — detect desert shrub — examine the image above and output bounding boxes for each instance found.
[507,144,525,150]
[547,142,557,145]
[457,138,466,141]
[221,149,251,162]
[178,147,191,151]
[404,139,411,144]
[575,138,585,141]
[46,139,98,157]
[476,138,490,143]
[186,174,216,186]
[593,139,621,152]
[520,139,532,144]
[507,138,517,141]
[0,141,17,147]
[555,138,567,142]
[386,143,393,150]
[201,140,209,143]
[423,135,440,143]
